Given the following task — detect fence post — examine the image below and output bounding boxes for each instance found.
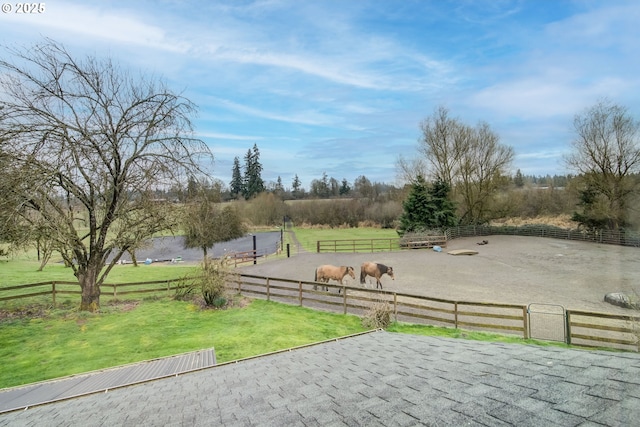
[317,241,320,253]
[266,278,270,301]
[522,306,529,339]
[52,282,56,307]
[393,293,397,323]
[565,311,572,345]
[298,281,302,306]
[454,302,458,328]
[343,289,347,315]
[113,283,117,299]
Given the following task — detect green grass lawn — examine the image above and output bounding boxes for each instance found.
[292,227,398,252]
[0,259,199,288]
[0,295,562,390]
[0,298,368,389]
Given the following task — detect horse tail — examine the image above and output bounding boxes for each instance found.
[314,267,318,282]
[360,266,366,284]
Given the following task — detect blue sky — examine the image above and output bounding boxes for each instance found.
[1,1,639,190]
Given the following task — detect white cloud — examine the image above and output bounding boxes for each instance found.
[0,2,190,53]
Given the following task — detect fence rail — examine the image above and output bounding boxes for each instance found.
[2,274,638,352]
[316,225,640,254]
[445,225,640,247]
[316,238,400,253]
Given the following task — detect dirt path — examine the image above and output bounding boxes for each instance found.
[238,235,640,314]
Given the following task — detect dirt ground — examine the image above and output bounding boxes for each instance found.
[237,235,640,314]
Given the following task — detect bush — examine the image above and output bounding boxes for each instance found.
[361,298,392,329]
[200,258,235,307]
[176,258,238,308]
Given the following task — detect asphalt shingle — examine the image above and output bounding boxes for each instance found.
[1,331,640,426]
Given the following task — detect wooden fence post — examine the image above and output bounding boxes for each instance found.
[565,311,572,345]
[393,293,397,323]
[343,289,347,315]
[522,306,529,339]
[298,281,303,306]
[52,282,56,307]
[454,302,458,328]
[266,278,270,301]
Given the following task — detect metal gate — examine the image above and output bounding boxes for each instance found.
[527,303,567,343]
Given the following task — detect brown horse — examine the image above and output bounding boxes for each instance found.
[360,262,395,289]
[314,265,356,292]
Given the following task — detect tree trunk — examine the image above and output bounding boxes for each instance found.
[37,247,53,272]
[78,264,101,312]
[129,249,138,267]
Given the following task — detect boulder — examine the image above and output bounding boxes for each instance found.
[604,292,640,310]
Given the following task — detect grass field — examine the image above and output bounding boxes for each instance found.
[0,296,558,389]
[0,227,569,389]
[292,227,398,252]
[0,298,368,389]
[1,259,199,288]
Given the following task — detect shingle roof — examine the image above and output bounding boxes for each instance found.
[1,330,639,426]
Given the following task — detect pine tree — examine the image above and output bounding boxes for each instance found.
[242,144,265,199]
[230,156,243,199]
[291,174,302,199]
[339,178,351,196]
[399,176,457,235]
[429,177,457,228]
[514,169,525,188]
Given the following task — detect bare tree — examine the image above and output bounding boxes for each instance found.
[0,39,212,311]
[183,180,246,259]
[415,106,514,224]
[565,100,640,230]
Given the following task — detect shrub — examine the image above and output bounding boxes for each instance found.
[362,298,392,329]
[176,258,238,308]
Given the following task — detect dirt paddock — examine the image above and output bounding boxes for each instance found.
[238,235,640,314]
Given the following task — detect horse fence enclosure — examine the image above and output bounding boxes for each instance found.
[444,225,640,247]
[316,238,401,253]
[315,235,448,253]
[0,280,186,307]
[3,276,639,352]
[315,225,640,254]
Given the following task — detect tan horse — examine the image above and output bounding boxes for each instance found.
[360,262,395,289]
[314,265,356,292]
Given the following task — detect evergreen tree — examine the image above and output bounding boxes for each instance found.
[514,169,525,188]
[429,177,457,228]
[310,172,331,198]
[398,176,457,235]
[339,178,351,196]
[275,176,284,193]
[230,156,243,199]
[242,143,265,199]
[291,174,302,199]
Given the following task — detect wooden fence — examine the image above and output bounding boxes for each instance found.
[0,279,186,306]
[445,225,640,247]
[316,225,640,254]
[2,275,639,352]
[316,238,400,253]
